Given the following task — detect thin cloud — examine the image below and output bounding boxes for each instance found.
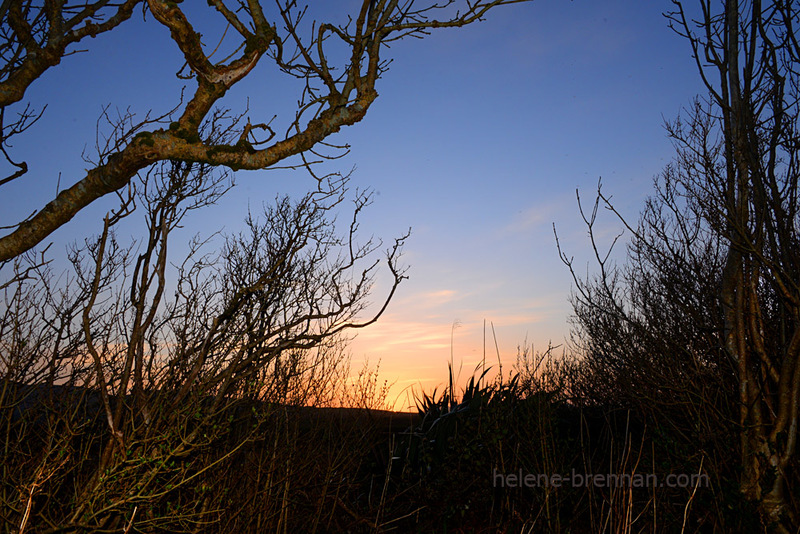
[425,289,457,300]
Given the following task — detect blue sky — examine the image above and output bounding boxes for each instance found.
[0,1,704,408]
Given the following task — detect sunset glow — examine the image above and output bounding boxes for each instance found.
[0,1,703,409]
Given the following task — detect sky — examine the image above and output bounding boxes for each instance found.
[0,1,705,410]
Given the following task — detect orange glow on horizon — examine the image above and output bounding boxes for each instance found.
[348,313,564,412]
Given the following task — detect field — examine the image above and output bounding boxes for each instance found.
[2,355,760,533]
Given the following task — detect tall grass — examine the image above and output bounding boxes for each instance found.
[371,343,738,533]
[4,340,755,533]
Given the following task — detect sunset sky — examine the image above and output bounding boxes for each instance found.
[0,1,704,410]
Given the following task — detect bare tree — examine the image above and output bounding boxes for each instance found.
[666,2,800,528]
[0,1,534,530]
[0,0,526,264]
[560,2,800,531]
[0,156,406,529]
[0,1,141,186]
